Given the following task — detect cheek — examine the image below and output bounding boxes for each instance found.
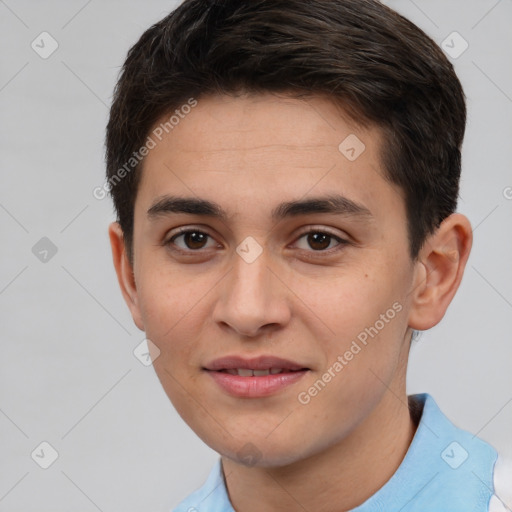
[294,265,400,334]
[296,264,409,377]
[135,265,205,355]
[140,270,206,413]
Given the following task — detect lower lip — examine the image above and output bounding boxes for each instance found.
[206,370,309,398]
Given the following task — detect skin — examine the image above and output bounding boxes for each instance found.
[109,92,472,511]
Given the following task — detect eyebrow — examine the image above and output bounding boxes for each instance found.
[147,194,373,221]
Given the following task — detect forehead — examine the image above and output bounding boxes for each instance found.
[146,92,376,161]
[135,92,403,223]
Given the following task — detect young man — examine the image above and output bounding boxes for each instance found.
[105,0,511,510]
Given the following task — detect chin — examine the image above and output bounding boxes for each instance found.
[210,434,314,469]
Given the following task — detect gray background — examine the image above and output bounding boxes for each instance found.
[0,1,511,510]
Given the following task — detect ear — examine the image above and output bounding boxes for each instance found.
[108,222,144,331]
[408,213,473,331]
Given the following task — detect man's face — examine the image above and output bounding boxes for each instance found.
[126,93,417,466]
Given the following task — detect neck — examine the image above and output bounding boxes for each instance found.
[222,390,418,512]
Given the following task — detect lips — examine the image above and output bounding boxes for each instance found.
[203,355,310,398]
[204,355,307,372]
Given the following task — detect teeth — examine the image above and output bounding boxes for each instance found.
[223,368,286,376]
[237,368,254,377]
[253,369,270,376]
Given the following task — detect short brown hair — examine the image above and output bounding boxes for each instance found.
[105,0,466,262]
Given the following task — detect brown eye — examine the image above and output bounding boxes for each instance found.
[183,231,208,249]
[307,232,332,251]
[294,229,348,253]
[168,230,216,251]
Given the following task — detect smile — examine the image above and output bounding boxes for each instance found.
[204,355,310,398]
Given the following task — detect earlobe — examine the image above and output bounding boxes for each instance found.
[408,213,473,331]
[108,222,145,331]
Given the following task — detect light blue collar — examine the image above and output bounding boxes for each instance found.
[173,394,497,511]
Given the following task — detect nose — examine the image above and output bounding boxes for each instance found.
[212,247,292,338]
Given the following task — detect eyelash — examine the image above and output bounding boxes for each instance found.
[164,227,349,256]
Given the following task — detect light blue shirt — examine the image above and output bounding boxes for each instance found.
[173,394,506,511]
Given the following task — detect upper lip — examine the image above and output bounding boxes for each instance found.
[204,355,308,371]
